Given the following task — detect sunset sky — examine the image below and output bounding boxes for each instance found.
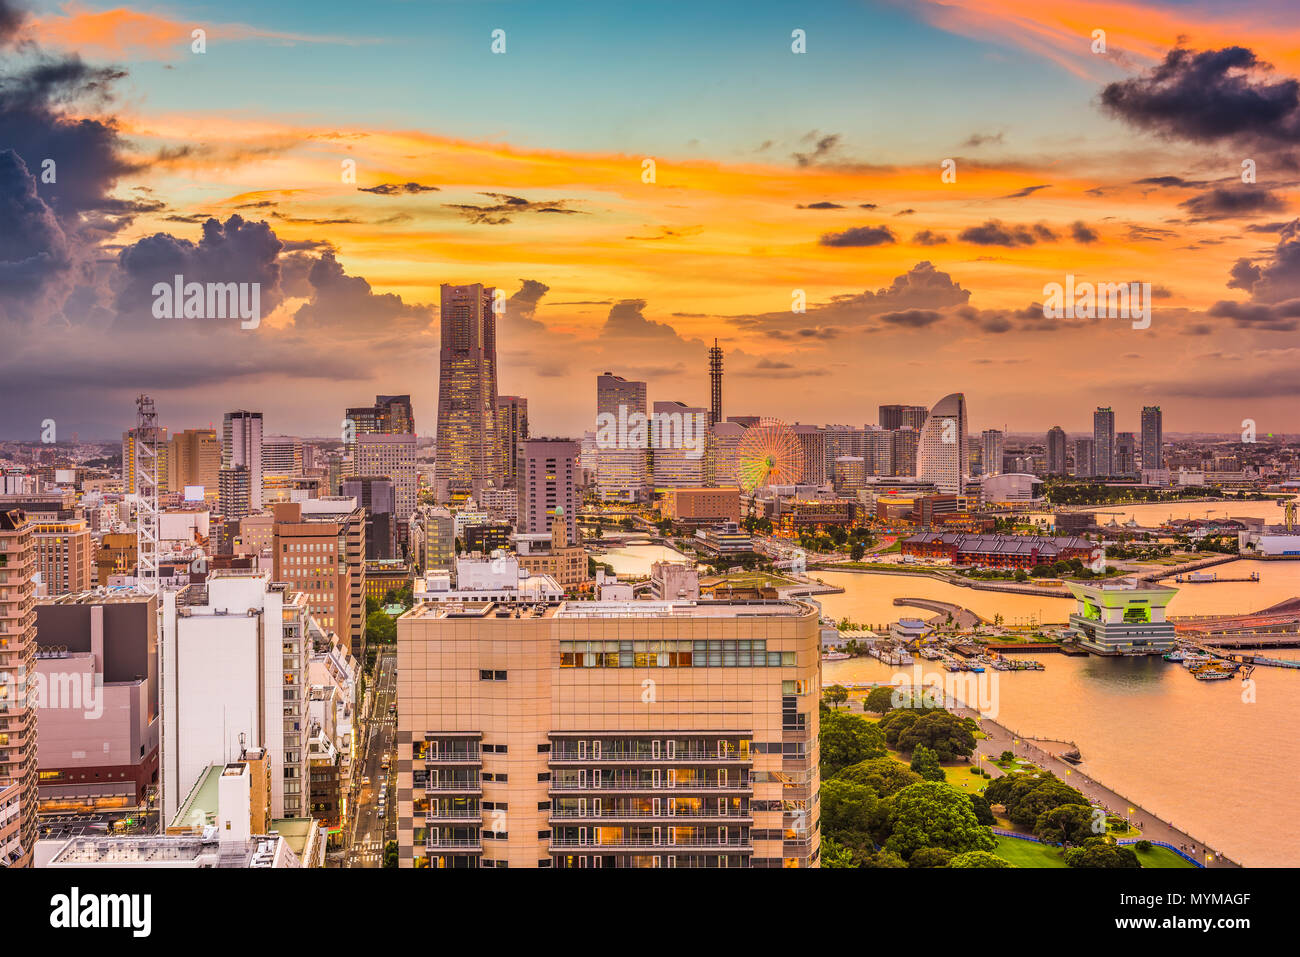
[3,0,1300,440]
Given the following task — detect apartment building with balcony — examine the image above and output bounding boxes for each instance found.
[0,509,38,866]
[396,598,821,869]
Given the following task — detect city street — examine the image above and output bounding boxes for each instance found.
[342,647,398,867]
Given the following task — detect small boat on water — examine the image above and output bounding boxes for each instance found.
[821,651,850,661]
[1163,649,1186,662]
[943,659,967,672]
[1191,667,1235,681]
[968,665,985,673]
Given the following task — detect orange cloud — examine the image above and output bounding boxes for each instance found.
[28,2,379,59]
[905,0,1300,78]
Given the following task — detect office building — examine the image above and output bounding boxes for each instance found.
[395,597,822,868]
[662,487,741,526]
[354,433,418,527]
[915,393,967,494]
[218,465,252,521]
[122,423,169,496]
[1093,407,1115,478]
[518,439,579,545]
[161,572,311,825]
[706,421,746,488]
[1116,432,1137,477]
[413,506,455,575]
[495,395,529,488]
[167,428,220,498]
[0,509,37,867]
[879,405,928,431]
[515,515,587,588]
[1046,426,1067,475]
[341,476,397,561]
[651,401,708,488]
[791,425,827,486]
[272,500,367,656]
[223,411,264,512]
[1074,438,1095,478]
[347,394,416,438]
[34,592,159,807]
[980,429,1004,477]
[1141,406,1163,471]
[436,284,500,496]
[261,435,304,476]
[31,518,94,596]
[890,427,919,477]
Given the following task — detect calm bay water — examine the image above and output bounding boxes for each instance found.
[597,543,693,578]
[816,568,1300,867]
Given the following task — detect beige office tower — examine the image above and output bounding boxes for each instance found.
[495,395,528,488]
[32,517,94,595]
[436,284,500,497]
[705,421,745,487]
[123,424,170,495]
[168,428,221,497]
[354,433,418,524]
[272,500,366,658]
[595,374,647,502]
[0,508,37,867]
[396,598,822,869]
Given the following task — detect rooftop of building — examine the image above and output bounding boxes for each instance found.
[48,834,296,867]
[37,587,152,606]
[404,598,813,621]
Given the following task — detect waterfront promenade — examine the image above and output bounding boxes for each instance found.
[953,705,1242,868]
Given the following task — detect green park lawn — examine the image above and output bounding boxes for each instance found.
[993,836,1197,868]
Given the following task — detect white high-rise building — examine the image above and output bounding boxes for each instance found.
[262,435,303,476]
[595,373,648,502]
[223,411,264,511]
[915,393,967,494]
[651,401,707,488]
[981,429,1004,477]
[161,571,310,825]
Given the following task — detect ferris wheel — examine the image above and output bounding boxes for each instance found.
[737,417,805,492]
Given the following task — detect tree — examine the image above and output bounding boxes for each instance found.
[999,750,1014,762]
[893,711,977,761]
[365,610,396,645]
[1034,803,1099,846]
[860,849,908,868]
[820,778,880,853]
[823,684,850,710]
[837,757,922,797]
[382,840,398,868]
[863,686,897,715]
[909,745,945,782]
[819,710,888,776]
[1065,844,1140,868]
[948,850,1011,868]
[850,542,866,562]
[968,793,995,826]
[819,835,858,868]
[908,846,955,868]
[884,781,996,861]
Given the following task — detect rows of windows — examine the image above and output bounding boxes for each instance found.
[559,640,795,668]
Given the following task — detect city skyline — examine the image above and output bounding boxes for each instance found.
[5,0,1300,438]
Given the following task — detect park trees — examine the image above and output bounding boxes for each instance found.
[1065,843,1140,868]
[863,685,897,715]
[836,757,922,797]
[909,745,946,782]
[884,781,997,861]
[892,710,977,761]
[948,850,1011,868]
[1034,803,1100,846]
[819,709,887,776]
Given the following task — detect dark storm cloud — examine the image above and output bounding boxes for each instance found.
[1178,185,1287,221]
[1101,47,1300,146]
[0,150,70,300]
[958,220,1057,246]
[292,249,433,332]
[357,181,440,195]
[1070,221,1099,243]
[818,225,897,247]
[1134,175,1212,189]
[601,299,685,340]
[879,309,943,328]
[1211,218,1300,329]
[911,230,948,246]
[444,192,585,225]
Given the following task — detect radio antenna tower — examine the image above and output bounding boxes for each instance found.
[708,339,723,427]
[134,394,161,596]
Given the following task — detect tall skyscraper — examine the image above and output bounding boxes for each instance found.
[495,395,529,488]
[1092,407,1115,478]
[1141,406,1163,471]
[1074,438,1095,478]
[0,508,37,867]
[518,438,579,545]
[890,427,919,476]
[436,284,500,496]
[168,428,220,496]
[595,373,648,502]
[708,339,724,427]
[792,425,828,486]
[981,429,1004,477]
[706,420,746,486]
[218,465,252,521]
[879,404,928,431]
[915,393,967,493]
[223,410,264,511]
[1046,426,1067,475]
[652,401,708,488]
